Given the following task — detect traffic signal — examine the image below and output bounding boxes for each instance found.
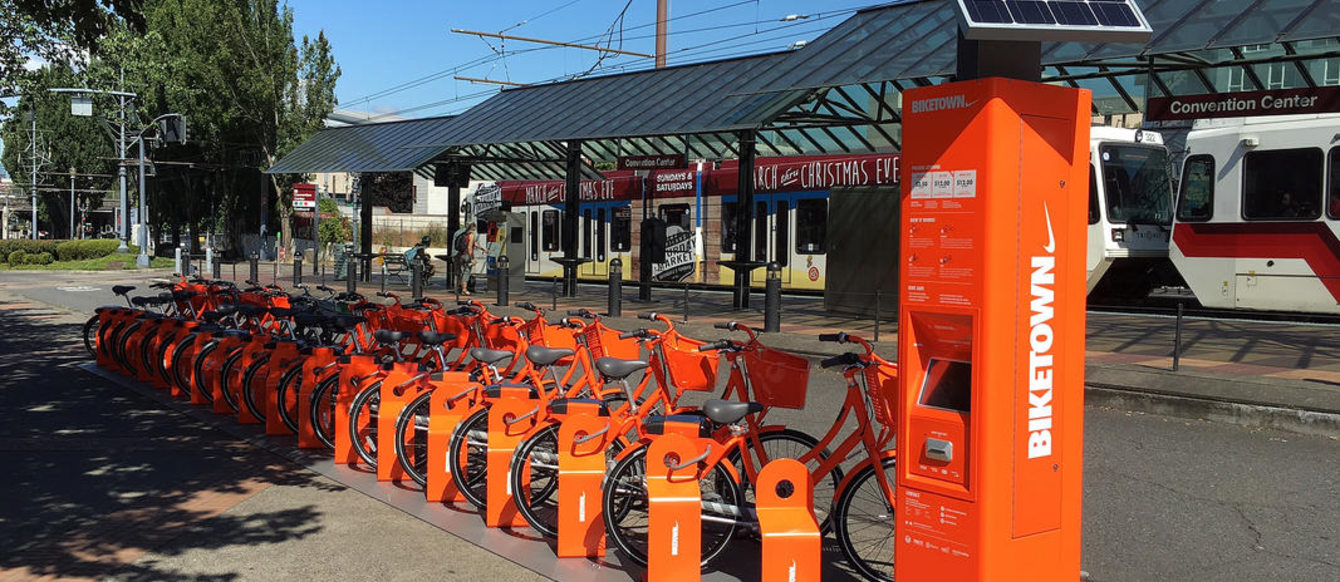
[159,116,187,145]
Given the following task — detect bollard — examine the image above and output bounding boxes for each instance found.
[764,262,781,333]
[645,432,704,582]
[556,400,612,558]
[272,253,279,286]
[551,277,558,311]
[411,262,424,300]
[683,282,690,323]
[250,251,259,283]
[294,250,304,286]
[496,255,510,307]
[174,245,183,275]
[346,257,358,294]
[205,247,213,275]
[1173,300,1184,372]
[380,258,388,294]
[485,385,539,528]
[756,459,821,582]
[608,258,623,317]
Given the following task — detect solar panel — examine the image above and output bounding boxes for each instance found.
[955,0,1153,43]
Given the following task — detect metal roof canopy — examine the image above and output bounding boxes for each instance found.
[270,0,1340,180]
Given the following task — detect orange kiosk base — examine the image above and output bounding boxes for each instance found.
[896,77,1089,582]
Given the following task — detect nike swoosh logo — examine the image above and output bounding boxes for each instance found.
[1043,203,1056,254]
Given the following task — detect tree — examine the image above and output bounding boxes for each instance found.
[0,0,146,110]
[0,63,117,238]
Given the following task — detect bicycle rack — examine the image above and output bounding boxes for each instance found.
[426,374,476,503]
[296,347,342,449]
[162,320,198,398]
[756,458,821,582]
[485,384,538,528]
[375,361,421,482]
[335,354,380,465]
[264,340,304,436]
[556,400,611,558]
[233,336,271,425]
[646,432,705,581]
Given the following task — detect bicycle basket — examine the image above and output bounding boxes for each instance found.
[519,319,578,365]
[484,322,522,351]
[742,344,810,410]
[579,321,640,360]
[659,332,720,394]
[863,361,899,429]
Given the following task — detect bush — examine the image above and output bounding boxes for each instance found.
[28,252,54,265]
[0,239,60,261]
[421,223,449,246]
[56,239,121,261]
[318,216,352,246]
[8,250,26,265]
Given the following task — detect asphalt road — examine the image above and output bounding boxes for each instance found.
[0,270,1336,581]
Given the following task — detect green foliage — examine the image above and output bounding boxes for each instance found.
[8,250,26,265]
[0,0,145,109]
[0,239,61,262]
[318,215,351,246]
[317,196,341,214]
[421,223,449,247]
[28,252,55,265]
[56,239,121,261]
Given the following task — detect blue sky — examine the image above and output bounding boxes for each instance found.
[288,0,883,121]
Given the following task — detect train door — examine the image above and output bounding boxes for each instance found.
[578,202,628,278]
[745,193,827,287]
[525,206,563,277]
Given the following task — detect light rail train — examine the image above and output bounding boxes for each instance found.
[464,128,1175,297]
[1171,114,1340,313]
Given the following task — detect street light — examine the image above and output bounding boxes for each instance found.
[132,113,187,268]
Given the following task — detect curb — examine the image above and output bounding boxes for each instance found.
[1085,383,1340,438]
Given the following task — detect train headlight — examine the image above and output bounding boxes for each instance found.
[1111,228,1125,242]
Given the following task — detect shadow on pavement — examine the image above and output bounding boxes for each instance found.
[0,298,334,581]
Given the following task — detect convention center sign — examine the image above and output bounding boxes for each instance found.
[1146,86,1340,121]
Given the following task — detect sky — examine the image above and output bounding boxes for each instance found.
[287,0,884,121]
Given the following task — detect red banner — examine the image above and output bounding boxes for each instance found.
[499,173,642,205]
[1146,86,1340,121]
[708,153,901,195]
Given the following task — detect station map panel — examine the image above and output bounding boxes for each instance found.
[955,0,1154,43]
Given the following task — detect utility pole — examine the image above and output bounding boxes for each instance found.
[118,71,130,252]
[69,168,75,239]
[30,106,38,239]
[656,0,669,68]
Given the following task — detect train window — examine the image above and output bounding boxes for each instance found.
[1100,145,1173,225]
[796,199,828,254]
[1088,165,1101,225]
[721,203,738,253]
[542,210,560,252]
[775,200,790,267]
[596,208,607,261]
[530,211,539,259]
[611,206,631,252]
[659,204,691,230]
[755,201,768,261]
[1328,148,1340,220]
[1242,148,1323,221]
[582,209,592,259]
[1177,155,1215,222]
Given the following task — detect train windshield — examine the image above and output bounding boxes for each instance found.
[1099,144,1173,226]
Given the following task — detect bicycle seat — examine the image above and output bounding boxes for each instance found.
[329,315,366,332]
[293,313,328,329]
[526,346,574,367]
[702,399,764,425]
[171,290,197,301]
[213,304,238,316]
[643,414,713,438]
[547,398,609,417]
[374,330,406,345]
[268,307,294,318]
[131,296,150,307]
[417,330,457,346]
[595,357,649,381]
[236,305,266,318]
[483,383,539,399]
[112,285,136,296]
[470,347,513,365]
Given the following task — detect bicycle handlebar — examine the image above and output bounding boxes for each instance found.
[713,321,736,331]
[618,328,650,340]
[821,352,862,369]
[697,339,733,352]
[819,332,846,343]
[515,301,539,311]
[638,312,656,321]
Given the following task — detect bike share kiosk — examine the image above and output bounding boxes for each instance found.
[896,3,1152,580]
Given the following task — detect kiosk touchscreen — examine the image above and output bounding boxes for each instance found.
[896,78,1091,581]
